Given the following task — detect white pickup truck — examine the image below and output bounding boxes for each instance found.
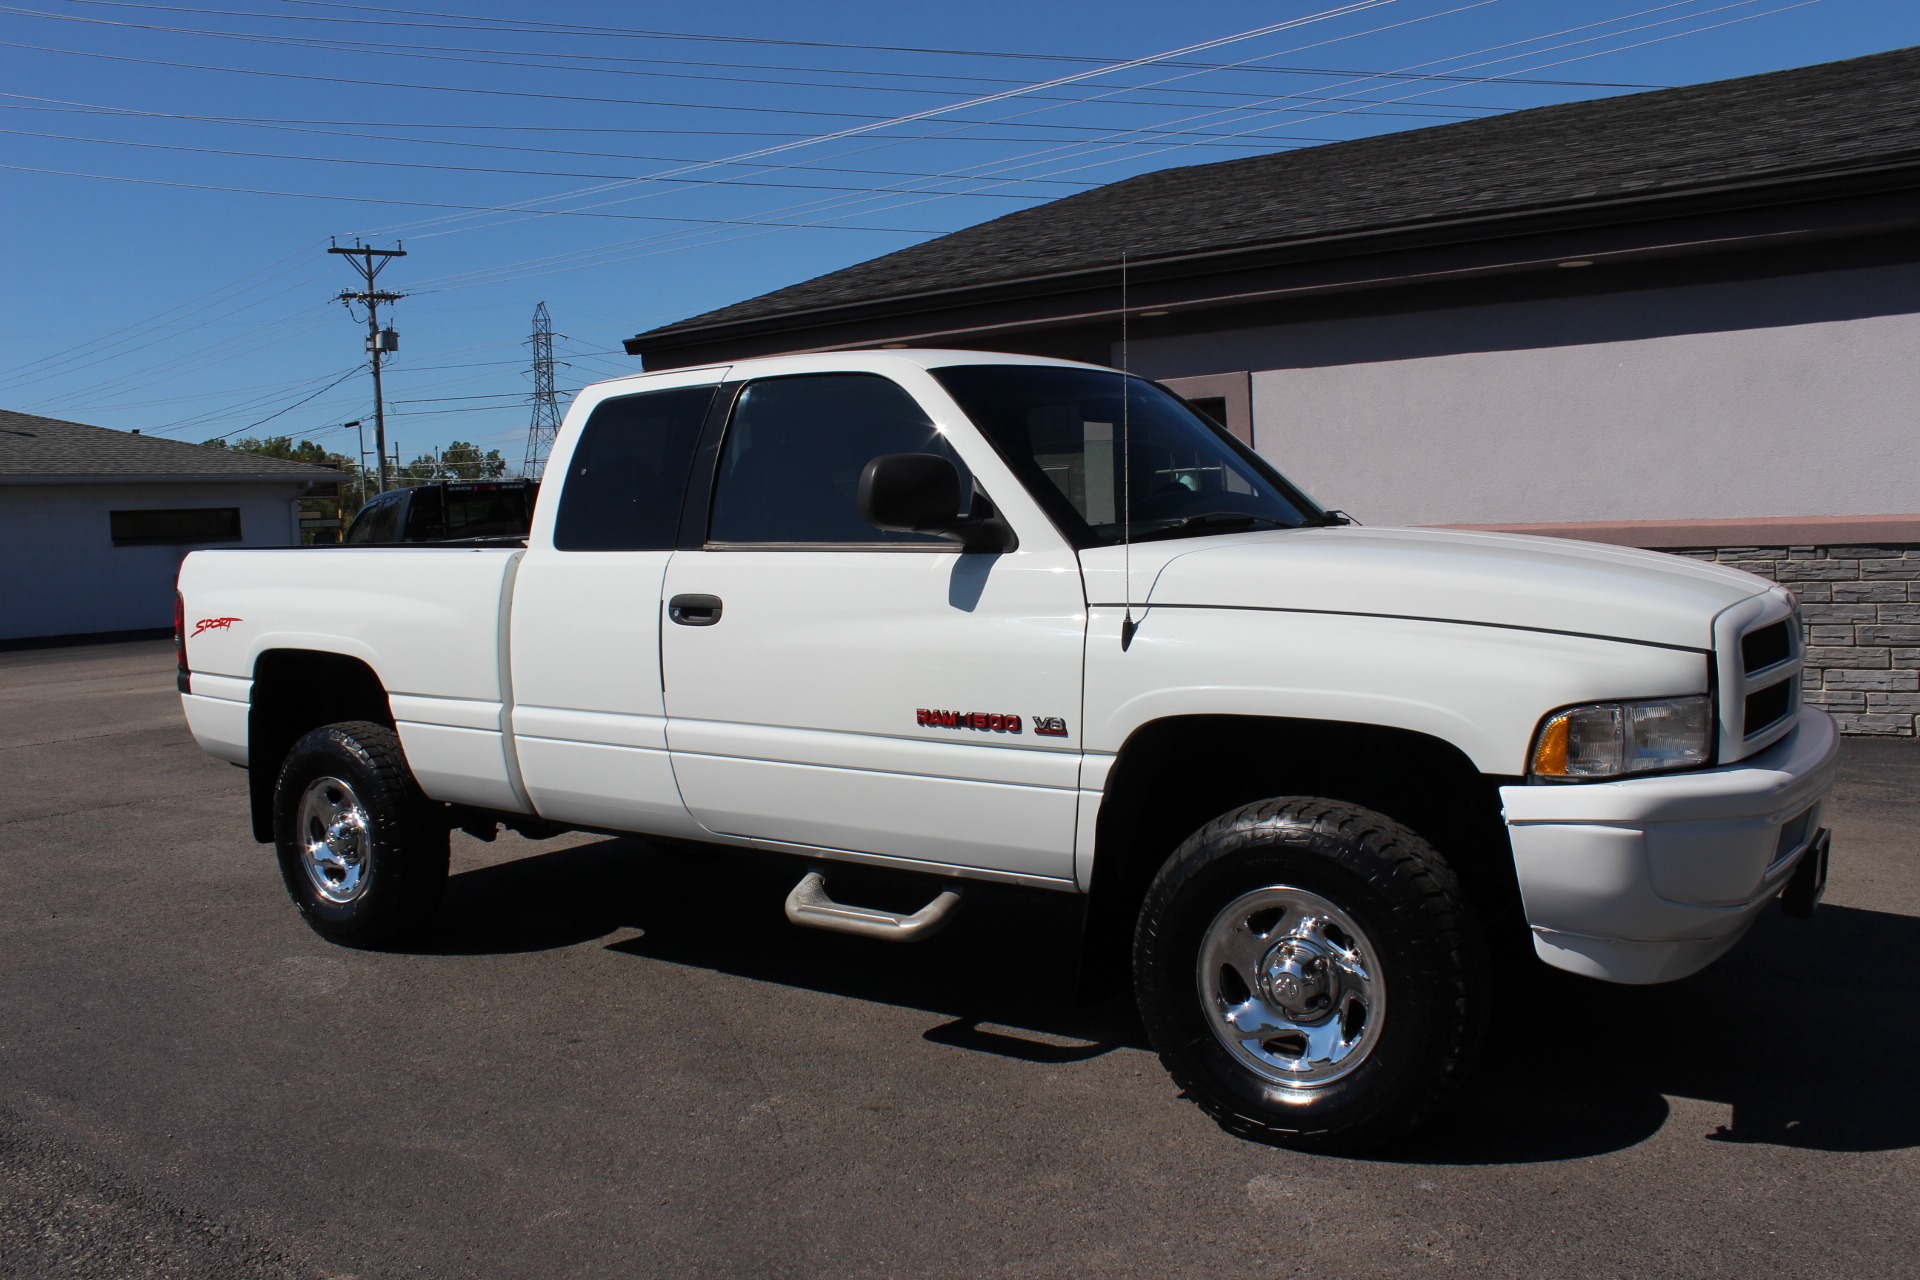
[177,349,1836,1152]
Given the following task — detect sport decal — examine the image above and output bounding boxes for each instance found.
[191,616,243,638]
[917,709,1023,734]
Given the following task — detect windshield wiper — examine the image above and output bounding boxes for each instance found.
[1130,512,1288,543]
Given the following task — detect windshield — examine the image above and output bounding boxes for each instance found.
[930,364,1321,547]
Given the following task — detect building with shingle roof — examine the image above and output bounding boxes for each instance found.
[0,409,347,483]
[627,47,1920,735]
[1,410,342,643]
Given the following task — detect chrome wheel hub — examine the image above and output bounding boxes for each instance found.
[1197,886,1385,1088]
[297,776,372,905]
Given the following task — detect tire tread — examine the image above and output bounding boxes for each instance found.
[1133,797,1487,1153]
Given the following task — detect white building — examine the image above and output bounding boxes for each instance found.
[0,410,341,643]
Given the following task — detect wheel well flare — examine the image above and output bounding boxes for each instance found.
[246,650,394,843]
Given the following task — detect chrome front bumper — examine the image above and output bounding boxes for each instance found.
[1499,709,1840,985]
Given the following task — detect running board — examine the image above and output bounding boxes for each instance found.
[783,870,962,943]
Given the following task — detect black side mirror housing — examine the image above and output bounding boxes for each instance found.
[858,453,1017,553]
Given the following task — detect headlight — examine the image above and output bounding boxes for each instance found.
[1530,695,1712,780]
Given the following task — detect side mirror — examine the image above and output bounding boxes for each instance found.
[858,453,1017,553]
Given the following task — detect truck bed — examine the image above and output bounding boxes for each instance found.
[177,546,527,812]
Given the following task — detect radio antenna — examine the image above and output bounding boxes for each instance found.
[1119,252,1137,651]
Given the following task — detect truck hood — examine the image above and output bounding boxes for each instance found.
[1130,526,1772,650]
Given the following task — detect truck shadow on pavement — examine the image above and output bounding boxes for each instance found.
[415,835,1920,1165]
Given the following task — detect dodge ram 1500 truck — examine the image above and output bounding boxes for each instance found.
[177,350,1836,1152]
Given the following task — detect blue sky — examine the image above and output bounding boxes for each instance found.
[3,0,1916,470]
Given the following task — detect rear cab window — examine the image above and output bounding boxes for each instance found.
[552,383,719,551]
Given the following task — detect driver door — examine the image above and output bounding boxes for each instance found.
[659,369,1087,884]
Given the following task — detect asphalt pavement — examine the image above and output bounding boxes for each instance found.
[3,639,1917,1278]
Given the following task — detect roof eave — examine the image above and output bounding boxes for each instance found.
[627,154,1920,359]
[0,472,342,486]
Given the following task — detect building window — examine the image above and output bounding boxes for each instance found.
[1187,397,1231,431]
[109,507,243,547]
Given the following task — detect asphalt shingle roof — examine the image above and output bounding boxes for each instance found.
[636,45,1920,344]
[0,409,344,482]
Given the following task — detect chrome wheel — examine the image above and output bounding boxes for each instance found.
[1196,885,1385,1088]
[297,775,373,905]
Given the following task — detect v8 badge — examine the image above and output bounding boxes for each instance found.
[1031,716,1069,738]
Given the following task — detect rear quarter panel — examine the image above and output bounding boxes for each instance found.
[176,546,526,809]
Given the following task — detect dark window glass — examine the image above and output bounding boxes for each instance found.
[109,507,242,546]
[402,487,442,541]
[345,493,402,543]
[553,384,717,551]
[708,373,969,545]
[931,365,1317,547]
[445,487,533,539]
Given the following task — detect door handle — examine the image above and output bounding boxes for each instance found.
[668,593,723,626]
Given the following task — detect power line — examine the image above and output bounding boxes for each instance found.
[0,35,1470,137]
[0,97,1117,181]
[396,0,1771,297]
[47,0,1668,87]
[0,96,1331,149]
[392,1,1490,285]
[202,365,365,441]
[0,127,1072,198]
[0,163,951,231]
[361,2,1408,242]
[0,4,1549,115]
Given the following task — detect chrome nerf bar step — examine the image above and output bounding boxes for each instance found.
[783,869,962,942]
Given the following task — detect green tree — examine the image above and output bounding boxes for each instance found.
[203,435,357,470]
[394,440,509,482]
[205,434,364,543]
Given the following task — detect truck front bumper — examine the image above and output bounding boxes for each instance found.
[1499,708,1839,985]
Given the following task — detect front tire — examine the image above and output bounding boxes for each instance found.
[1134,798,1487,1153]
[272,720,448,947]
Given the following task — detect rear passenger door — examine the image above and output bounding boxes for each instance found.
[658,369,1087,884]
[508,371,726,836]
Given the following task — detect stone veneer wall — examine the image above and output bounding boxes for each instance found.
[1673,544,1920,736]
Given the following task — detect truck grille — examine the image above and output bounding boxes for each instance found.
[1741,620,1793,675]
[1717,600,1802,761]
[1744,679,1795,738]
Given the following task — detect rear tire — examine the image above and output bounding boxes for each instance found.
[1133,797,1487,1154]
[272,720,448,947]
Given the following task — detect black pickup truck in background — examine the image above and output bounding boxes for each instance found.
[344,480,538,544]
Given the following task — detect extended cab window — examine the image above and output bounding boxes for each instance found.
[553,384,717,551]
[708,373,970,545]
[931,364,1318,546]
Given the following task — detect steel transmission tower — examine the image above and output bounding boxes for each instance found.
[524,302,563,479]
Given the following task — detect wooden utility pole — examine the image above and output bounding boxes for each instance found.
[329,241,405,492]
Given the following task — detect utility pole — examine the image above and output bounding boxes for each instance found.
[329,240,405,492]
[524,301,563,480]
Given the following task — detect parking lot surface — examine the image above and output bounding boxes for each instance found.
[3,639,1917,1278]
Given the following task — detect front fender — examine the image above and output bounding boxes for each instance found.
[1081,606,1709,777]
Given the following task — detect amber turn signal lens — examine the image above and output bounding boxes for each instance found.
[1532,714,1571,776]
